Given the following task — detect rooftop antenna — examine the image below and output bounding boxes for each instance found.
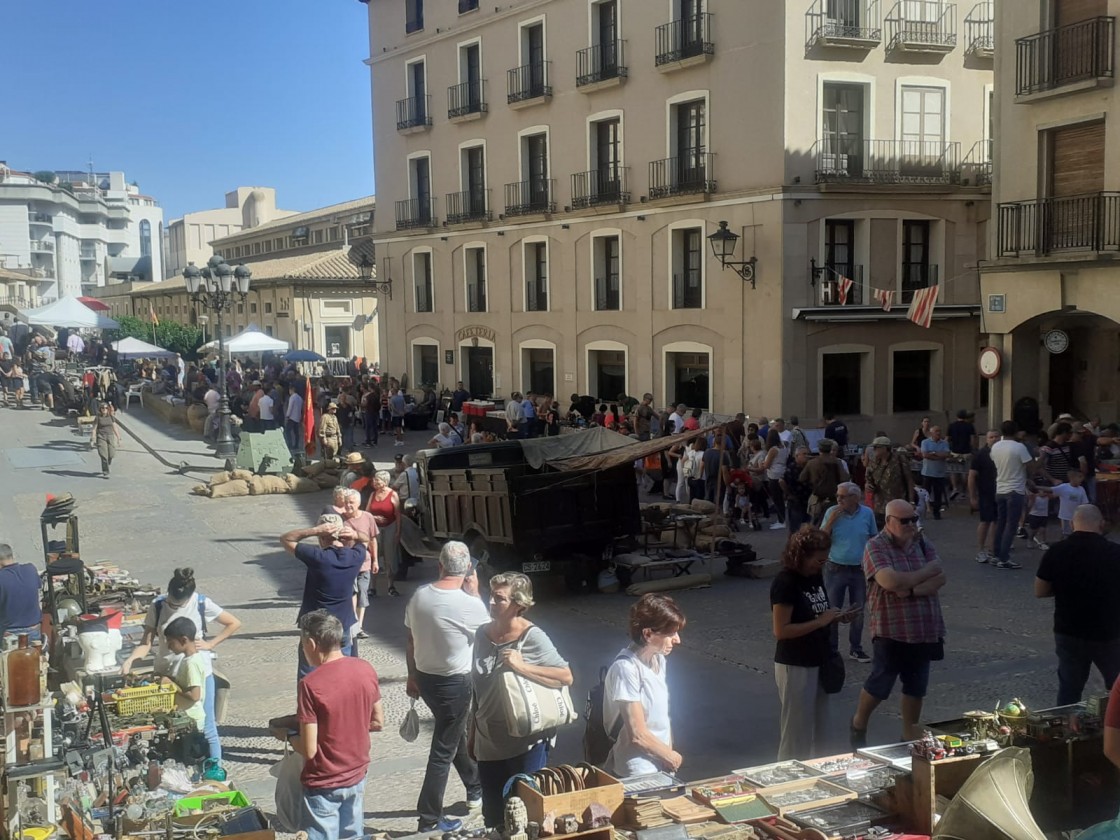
[87,154,94,184]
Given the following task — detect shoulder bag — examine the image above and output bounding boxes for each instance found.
[500,627,578,738]
[819,650,845,694]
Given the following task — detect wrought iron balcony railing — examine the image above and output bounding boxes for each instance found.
[805,0,882,47]
[507,61,552,103]
[448,80,487,118]
[1015,16,1115,95]
[817,265,865,305]
[964,1,994,56]
[571,168,630,208]
[813,138,961,184]
[901,263,939,304]
[577,40,628,86]
[998,192,1120,256]
[445,189,491,224]
[396,95,432,131]
[886,0,957,51]
[504,180,556,216]
[648,154,715,199]
[655,14,714,65]
[395,197,436,231]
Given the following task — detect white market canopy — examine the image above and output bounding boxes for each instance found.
[201,327,289,355]
[112,336,175,359]
[24,296,120,330]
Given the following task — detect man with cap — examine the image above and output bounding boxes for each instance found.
[280,515,365,677]
[633,393,655,441]
[866,438,915,530]
[405,541,489,833]
[800,438,848,526]
[319,403,342,461]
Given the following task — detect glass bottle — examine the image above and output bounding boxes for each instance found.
[7,634,42,707]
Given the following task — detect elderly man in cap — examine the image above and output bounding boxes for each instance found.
[866,437,915,530]
[281,514,365,678]
[405,541,489,833]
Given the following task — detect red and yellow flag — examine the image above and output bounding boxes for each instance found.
[149,302,159,326]
[303,377,316,456]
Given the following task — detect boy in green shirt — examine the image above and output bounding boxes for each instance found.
[163,617,207,733]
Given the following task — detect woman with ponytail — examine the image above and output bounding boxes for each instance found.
[122,568,242,763]
[770,526,843,759]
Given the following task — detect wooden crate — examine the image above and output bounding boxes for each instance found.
[514,768,625,825]
[757,778,855,817]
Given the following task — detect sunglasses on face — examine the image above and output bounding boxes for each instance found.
[890,515,920,525]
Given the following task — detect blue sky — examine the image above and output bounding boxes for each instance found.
[0,0,374,220]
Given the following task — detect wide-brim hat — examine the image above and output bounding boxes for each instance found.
[343,452,365,465]
[871,436,892,447]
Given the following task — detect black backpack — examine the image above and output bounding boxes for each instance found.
[583,654,637,766]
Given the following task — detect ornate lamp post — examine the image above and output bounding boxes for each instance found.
[707,220,758,288]
[183,255,252,459]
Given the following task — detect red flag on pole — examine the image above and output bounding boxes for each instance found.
[837,275,853,305]
[873,288,895,312]
[906,285,939,329]
[149,302,159,326]
[303,377,316,456]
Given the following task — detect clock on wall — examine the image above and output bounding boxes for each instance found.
[978,346,1002,379]
[1043,329,1070,355]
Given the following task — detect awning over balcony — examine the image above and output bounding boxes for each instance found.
[791,304,980,322]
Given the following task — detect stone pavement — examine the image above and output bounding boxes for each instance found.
[0,404,1113,836]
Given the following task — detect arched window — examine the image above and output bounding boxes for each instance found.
[139,219,151,257]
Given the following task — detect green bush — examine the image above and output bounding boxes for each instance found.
[106,316,205,361]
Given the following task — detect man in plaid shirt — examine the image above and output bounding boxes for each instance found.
[850,499,947,746]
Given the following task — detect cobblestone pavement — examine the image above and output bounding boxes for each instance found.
[0,405,1114,836]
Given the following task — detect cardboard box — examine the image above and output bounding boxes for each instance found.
[515,768,625,826]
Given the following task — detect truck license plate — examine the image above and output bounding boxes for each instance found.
[522,560,551,573]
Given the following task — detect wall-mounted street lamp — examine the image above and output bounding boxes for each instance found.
[360,255,394,298]
[707,220,757,288]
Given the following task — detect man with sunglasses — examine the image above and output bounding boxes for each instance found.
[851,499,947,746]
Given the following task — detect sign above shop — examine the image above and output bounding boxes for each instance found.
[978,346,1002,379]
[456,325,496,344]
[1043,329,1069,355]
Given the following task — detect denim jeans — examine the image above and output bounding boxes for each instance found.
[924,476,947,518]
[342,422,356,452]
[477,741,548,828]
[1054,633,1120,706]
[364,412,378,445]
[203,673,221,760]
[415,672,481,828]
[993,492,1026,563]
[824,562,866,653]
[284,419,302,451]
[301,779,365,840]
[786,501,808,534]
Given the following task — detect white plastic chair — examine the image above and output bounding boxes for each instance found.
[124,382,149,410]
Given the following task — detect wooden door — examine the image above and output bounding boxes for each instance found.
[1046,121,1105,250]
[1055,0,1107,28]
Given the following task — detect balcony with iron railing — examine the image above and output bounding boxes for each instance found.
[1015,16,1115,98]
[395,197,437,231]
[30,240,54,252]
[648,154,716,200]
[577,40,628,87]
[571,168,631,208]
[901,263,939,304]
[655,14,714,66]
[964,1,993,57]
[997,192,1120,257]
[672,274,703,309]
[961,139,993,187]
[813,139,961,185]
[886,0,957,52]
[445,189,492,224]
[448,80,487,120]
[28,212,52,225]
[467,284,487,313]
[526,281,548,312]
[396,95,432,131]
[507,61,552,105]
[504,180,556,216]
[805,0,882,49]
[595,281,621,311]
[817,265,865,305]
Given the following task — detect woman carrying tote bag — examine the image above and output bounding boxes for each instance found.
[470,573,573,830]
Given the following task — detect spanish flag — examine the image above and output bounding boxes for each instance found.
[149,302,159,327]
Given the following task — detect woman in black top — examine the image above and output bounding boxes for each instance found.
[770,526,843,759]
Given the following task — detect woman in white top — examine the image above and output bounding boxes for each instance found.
[763,429,790,530]
[603,594,686,778]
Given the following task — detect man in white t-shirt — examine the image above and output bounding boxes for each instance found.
[990,420,1041,570]
[404,541,489,833]
[258,388,275,431]
[669,404,687,434]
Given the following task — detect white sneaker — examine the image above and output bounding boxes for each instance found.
[1033,538,1050,550]
[769,522,786,530]
[975,551,990,564]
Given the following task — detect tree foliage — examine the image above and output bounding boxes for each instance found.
[105,316,205,360]
[32,171,57,185]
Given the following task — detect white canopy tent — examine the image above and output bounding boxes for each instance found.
[200,327,289,355]
[112,336,175,359]
[24,296,120,330]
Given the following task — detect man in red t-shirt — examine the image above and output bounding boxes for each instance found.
[289,610,383,840]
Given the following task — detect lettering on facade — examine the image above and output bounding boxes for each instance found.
[455,325,497,343]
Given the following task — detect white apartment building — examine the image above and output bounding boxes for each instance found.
[163,187,298,279]
[366,0,995,441]
[0,164,163,302]
[980,0,1120,428]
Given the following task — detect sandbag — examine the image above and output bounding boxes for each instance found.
[262,475,290,494]
[191,485,212,497]
[230,468,254,482]
[282,473,301,490]
[690,499,717,514]
[302,461,329,478]
[289,476,320,494]
[209,480,250,499]
[698,524,732,538]
[248,476,269,496]
[208,470,232,487]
